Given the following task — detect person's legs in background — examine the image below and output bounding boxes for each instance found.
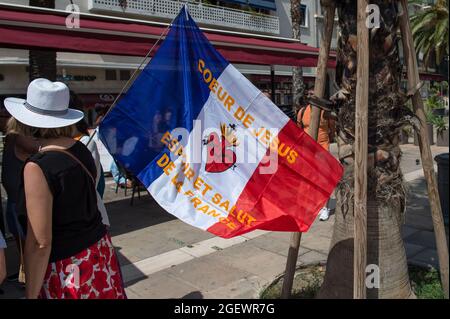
[110,161,132,188]
[110,161,126,185]
[319,199,331,221]
[0,190,5,292]
[4,200,25,281]
[318,141,332,221]
[0,249,6,286]
[0,187,5,236]
[0,231,6,286]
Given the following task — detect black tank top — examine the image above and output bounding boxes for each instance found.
[17,141,106,262]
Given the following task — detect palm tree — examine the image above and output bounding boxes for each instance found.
[318,0,415,298]
[29,0,57,81]
[411,0,449,68]
[291,0,304,112]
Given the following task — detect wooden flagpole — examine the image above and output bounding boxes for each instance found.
[281,0,336,299]
[398,0,449,299]
[353,0,369,299]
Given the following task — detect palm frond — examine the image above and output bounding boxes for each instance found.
[410,0,449,66]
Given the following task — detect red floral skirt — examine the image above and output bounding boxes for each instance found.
[39,234,127,299]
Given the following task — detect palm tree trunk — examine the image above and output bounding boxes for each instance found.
[291,0,304,112]
[29,0,56,82]
[318,0,414,298]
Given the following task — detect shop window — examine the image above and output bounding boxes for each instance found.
[120,70,131,81]
[275,93,281,105]
[105,69,117,81]
[300,5,308,27]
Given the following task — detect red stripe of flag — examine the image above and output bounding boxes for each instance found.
[207,120,343,238]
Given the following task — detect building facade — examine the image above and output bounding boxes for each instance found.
[0,0,341,128]
[0,0,444,130]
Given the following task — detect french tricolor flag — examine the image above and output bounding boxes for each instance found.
[99,7,343,238]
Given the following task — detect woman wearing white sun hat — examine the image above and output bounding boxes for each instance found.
[4,78,126,299]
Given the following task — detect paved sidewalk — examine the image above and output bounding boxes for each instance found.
[403,177,448,269]
[399,144,449,269]
[0,144,448,299]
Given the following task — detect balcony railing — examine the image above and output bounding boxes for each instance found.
[88,0,280,35]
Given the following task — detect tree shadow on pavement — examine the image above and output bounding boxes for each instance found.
[107,195,176,238]
[181,291,204,299]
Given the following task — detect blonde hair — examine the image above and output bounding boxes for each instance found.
[6,117,75,139]
[6,117,33,136]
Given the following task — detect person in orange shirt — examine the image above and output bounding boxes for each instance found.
[297,88,336,221]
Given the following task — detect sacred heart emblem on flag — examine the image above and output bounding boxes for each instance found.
[205,123,239,173]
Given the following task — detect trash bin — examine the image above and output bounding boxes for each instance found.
[435,153,449,226]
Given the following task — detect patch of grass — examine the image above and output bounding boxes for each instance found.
[409,265,445,299]
[259,279,282,299]
[290,266,324,299]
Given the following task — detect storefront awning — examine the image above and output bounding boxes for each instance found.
[0,6,335,68]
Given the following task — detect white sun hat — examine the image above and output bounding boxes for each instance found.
[4,78,84,128]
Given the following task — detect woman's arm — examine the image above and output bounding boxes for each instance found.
[23,162,53,299]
